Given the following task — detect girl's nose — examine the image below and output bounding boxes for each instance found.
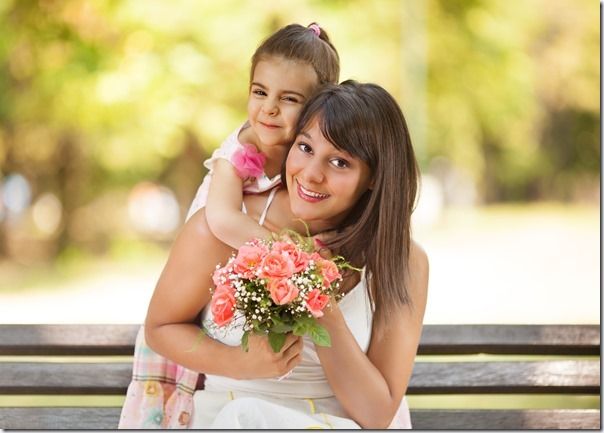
[262,100,278,116]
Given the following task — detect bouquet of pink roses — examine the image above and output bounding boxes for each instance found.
[208,234,352,352]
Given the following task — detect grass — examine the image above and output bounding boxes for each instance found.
[0,394,597,410]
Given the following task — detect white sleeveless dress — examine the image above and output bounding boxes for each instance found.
[191,189,411,429]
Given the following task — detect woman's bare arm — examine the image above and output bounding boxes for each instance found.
[145,204,303,379]
[314,241,429,428]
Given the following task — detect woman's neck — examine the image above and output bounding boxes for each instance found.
[267,190,337,235]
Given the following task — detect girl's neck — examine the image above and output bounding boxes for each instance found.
[261,146,288,178]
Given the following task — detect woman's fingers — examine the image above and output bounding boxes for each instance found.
[279,333,301,353]
[282,336,303,361]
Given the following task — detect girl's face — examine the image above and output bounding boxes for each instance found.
[285,117,372,229]
[248,57,318,151]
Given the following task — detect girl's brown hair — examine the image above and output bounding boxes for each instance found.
[288,80,419,330]
[251,23,340,85]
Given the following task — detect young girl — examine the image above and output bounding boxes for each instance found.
[187,22,340,247]
[118,22,339,429]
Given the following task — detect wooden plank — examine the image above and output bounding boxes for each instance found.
[0,407,121,429]
[410,409,601,429]
[0,408,599,430]
[418,324,600,355]
[0,325,139,356]
[0,324,599,356]
[0,363,132,394]
[0,360,599,395]
[408,360,600,394]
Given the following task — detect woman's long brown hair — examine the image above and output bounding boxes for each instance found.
[285,80,419,331]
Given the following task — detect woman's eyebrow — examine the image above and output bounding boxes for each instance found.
[251,82,306,99]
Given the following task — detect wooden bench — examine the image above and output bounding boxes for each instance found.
[0,324,599,429]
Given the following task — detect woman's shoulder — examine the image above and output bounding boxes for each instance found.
[410,240,429,270]
[407,239,429,299]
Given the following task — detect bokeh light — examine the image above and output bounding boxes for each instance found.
[128,182,180,236]
[2,173,32,217]
[32,192,63,236]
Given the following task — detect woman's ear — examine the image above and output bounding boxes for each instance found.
[368,177,375,191]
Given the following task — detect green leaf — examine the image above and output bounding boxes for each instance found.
[241,330,250,352]
[292,321,307,337]
[270,321,293,333]
[268,331,286,353]
[309,324,331,347]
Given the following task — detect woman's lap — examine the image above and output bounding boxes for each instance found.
[191,389,360,429]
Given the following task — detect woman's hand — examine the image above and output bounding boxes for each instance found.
[236,333,303,380]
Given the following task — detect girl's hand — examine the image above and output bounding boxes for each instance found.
[236,333,303,379]
[312,230,336,259]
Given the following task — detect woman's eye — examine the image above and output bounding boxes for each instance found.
[330,158,349,169]
[297,142,312,154]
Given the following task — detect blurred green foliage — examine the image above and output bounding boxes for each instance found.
[0,0,598,261]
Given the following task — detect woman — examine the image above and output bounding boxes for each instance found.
[145,81,429,429]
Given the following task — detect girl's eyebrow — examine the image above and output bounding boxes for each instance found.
[251,82,307,99]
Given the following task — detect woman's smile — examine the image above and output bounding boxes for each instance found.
[295,178,330,202]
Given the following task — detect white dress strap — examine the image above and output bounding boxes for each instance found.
[258,187,278,227]
[240,187,278,228]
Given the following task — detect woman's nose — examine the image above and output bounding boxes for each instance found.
[301,160,325,184]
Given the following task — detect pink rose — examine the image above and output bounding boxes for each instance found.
[305,289,330,318]
[212,266,230,287]
[211,285,236,326]
[319,259,341,286]
[231,144,266,179]
[233,244,267,278]
[309,252,323,263]
[259,251,295,280]
[272,241,310,273]
[268,278,299,305]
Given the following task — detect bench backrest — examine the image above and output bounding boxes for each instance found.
[0,324,600,429]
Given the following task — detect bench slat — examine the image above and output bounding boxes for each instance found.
[418,324,600,355]
[409,360,600,394]
[1,360,598,395]
[0,408,599,430]
[0,363,131,395]
[410,409,601,429]
[0,324,599,356]
[0,407,122,429]
[0,325,139,356]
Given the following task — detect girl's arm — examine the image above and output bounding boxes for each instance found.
[314,241,429,429]
[145,205,302,380]
[205,159,274,249]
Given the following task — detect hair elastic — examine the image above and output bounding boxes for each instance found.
[308,24,321,37]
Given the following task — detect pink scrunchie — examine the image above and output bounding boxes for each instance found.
[231,144,266,179]
[308,24,321,37]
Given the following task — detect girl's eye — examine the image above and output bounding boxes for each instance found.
[282,96,300,103]
[297,142,312,154]
[330,158,349,169]
[252,89,267,96]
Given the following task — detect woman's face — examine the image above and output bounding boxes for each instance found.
[285,117,372,229]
